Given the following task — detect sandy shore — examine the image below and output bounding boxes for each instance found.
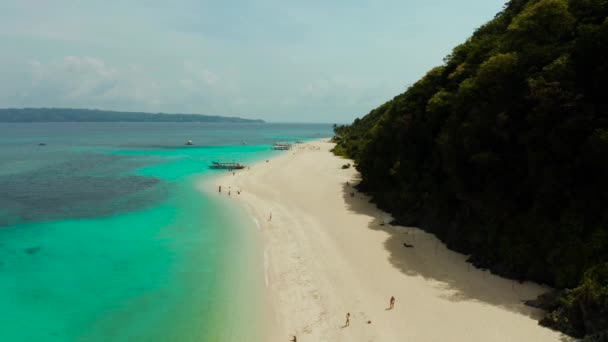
[215,140,570,342]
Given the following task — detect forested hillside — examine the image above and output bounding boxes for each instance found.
[333,0,608,338]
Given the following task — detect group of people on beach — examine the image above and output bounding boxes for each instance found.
[291,296,396,341]
[218,185,241,196]
[344,296,396,327]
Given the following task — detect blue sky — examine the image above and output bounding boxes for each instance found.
[0,0,506,122]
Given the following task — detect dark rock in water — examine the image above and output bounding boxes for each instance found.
[24,246,41,255]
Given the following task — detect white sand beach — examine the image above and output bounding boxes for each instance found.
[215,140,570,342]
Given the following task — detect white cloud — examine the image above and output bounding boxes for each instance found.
[0,0,507,122]
[183,61,219,86]
[22,56,162,109]
[302,75,371,106]
[179,78,194,89]
[28,59,42,86]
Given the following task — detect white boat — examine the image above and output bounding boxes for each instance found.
[186,140,193,145]
[272,142,292,150]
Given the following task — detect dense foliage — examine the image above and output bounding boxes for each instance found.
[334,0,608,337]
[0,108,264,123]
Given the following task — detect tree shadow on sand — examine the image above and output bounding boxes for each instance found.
[340,179,575,341]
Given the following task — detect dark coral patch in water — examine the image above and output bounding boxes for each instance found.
[0,154,165,226]
[24,246,41,254]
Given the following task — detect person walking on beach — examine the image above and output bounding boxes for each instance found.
[269,212,272,221]
[389,296,395,310]
[218,185,222,193]
[345,312,350,327]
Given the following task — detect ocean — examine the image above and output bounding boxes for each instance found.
[0,122,332,341]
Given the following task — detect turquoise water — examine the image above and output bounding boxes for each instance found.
[0,123,332,341]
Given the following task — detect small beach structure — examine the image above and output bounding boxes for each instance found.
[272,142,292,150]
[209,161,245,170]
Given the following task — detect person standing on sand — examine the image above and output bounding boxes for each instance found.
[390,296,395,309]
[269,212,272,221]
[218,185,221,193]
[345,312,350,327]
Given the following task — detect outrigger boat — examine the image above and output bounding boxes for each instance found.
[272,142,292,150]
[209,161,245,170]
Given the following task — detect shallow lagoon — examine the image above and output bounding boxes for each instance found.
[0,122,331,341]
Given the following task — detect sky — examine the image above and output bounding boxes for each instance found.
[0,0,506,123]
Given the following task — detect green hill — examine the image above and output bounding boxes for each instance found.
[0,108,264,123]
[334,0,608,338]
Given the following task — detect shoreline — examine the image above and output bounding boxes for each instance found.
[214,140,569,341]
[196,171,270,341]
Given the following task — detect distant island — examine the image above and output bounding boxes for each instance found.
[0,108,265,123]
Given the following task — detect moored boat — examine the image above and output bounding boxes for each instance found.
[209,161,245,170]
[272,142,291,150]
